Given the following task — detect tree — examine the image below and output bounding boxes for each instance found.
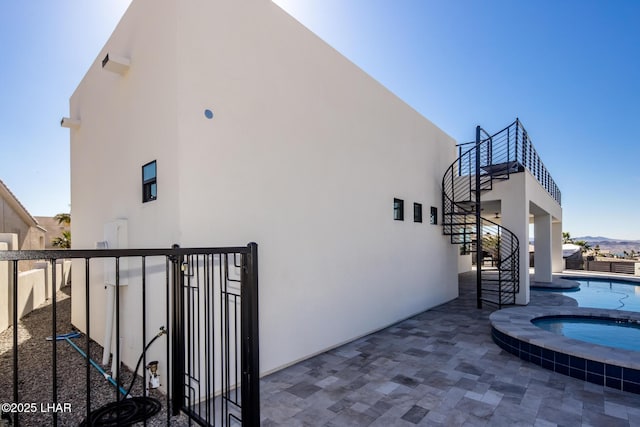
[573,240,591,253]
[52,213,71,249]
[54,213,71,226]
[51,230,71,249]
[562,232,573,244]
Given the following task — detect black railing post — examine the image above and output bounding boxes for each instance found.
[513,121,518,165]
[12,260,18,427]
[170,244,185,416]
[84,258,91,424]
[241,242,260,426]
[114,257,120,403]
[475,126,483,309]
[524,132,528,168]
[51,259,58,426]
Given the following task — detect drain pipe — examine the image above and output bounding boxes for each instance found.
[103,284,115,366]
[95,240,115,367]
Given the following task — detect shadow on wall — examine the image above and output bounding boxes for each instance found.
[0,259,72,333]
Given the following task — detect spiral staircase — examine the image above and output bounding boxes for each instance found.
[442,121,523,308]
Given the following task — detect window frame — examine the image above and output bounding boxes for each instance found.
[142,160,157,203]
[393,198,404,221]
[430,206,438,225]
[414,203,423,223]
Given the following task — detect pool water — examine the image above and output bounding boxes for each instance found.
[533,316,640,352]
[561,279,640,312]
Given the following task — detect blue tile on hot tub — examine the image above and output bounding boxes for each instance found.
[570,356,585,370]
[606,364,622,379]
[541,347,554,361]
[623,380,640,394]
[570,367,585,381]
[623,367,640,384]
[555,352,569,366]
[586,372,604,386]
[555,363,569,376]
[606,377,621,390]
[586,360,604,375]
[541,358,554,370]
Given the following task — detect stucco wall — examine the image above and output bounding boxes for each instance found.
[0,196,29,243]
[0,241,72,333]
[35,216,71,249]
[484,170,563,303]
[69,0,459,378]
[0,198,44,252]
[70,0,181,369]
[174,0,459,373]
[0,200,45,270]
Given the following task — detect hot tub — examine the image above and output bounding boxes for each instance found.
[490,306,640,394]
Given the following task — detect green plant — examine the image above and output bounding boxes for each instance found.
[51,230,71,249]
[52,213,71,249]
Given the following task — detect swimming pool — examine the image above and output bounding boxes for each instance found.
[559,278,640,312]
[533,315,640,352]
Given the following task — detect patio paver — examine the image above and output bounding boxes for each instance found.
[260,272,640,426]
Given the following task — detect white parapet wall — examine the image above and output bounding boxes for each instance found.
[0,240,72,333]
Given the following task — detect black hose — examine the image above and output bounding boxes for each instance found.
[81,327,166,426]
[125,327,166,397]
[79,397,161,426]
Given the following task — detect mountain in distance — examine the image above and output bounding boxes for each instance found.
[575,236,640,244]
[575,236,640,243]
[573,236,640,256]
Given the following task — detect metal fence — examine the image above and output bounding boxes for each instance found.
[0,244,259,426]
[584,260,637,275]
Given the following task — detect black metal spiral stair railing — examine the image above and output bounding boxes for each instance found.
[442,121,525,308]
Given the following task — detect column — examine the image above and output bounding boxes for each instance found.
[534,213,552,283]
[499,186,530,305]
[552,221,563,273]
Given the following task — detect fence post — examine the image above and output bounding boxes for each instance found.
[241,242,260,426]
[170,244,185,416]
[0,242,10,333]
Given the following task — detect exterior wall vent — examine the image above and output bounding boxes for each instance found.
[102,53,130,75]
[60,117,81,129]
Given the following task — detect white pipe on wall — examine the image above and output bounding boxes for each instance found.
[97,219,128,368]
[102,284,115,366]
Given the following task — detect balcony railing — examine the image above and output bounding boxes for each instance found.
[457,119,561,205]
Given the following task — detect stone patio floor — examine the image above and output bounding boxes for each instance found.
[259,272,640,426]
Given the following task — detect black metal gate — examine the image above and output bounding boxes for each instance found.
[0,243,259,426]
[171,244,260,426]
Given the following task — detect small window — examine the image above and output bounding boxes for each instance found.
[430,206,438,225]
[414,203,423,223]
[393,198,404,221]
[142,161,157,203]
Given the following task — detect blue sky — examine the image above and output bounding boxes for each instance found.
[1,1,639,239]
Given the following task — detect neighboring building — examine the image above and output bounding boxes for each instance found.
[64,0,561,381]
[0,179,46,269]
[34,216,71,249]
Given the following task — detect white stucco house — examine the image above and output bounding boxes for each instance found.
[64,0,562,385]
